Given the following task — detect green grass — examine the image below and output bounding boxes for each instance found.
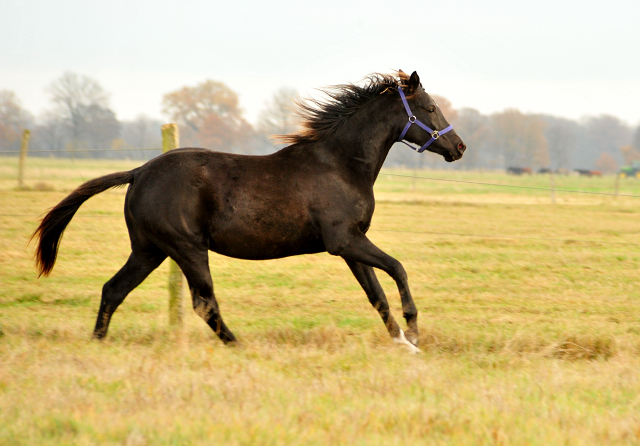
[1,156,640,445]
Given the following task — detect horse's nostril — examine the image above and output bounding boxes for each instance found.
[458,143,466,152]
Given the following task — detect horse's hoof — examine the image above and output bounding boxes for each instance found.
[393,329,422,354]
[404,331,419,347]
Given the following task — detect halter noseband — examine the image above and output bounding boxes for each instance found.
[397,85,453,153]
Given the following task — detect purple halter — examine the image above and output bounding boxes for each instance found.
[397,85,453,153]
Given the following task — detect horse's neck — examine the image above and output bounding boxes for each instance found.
[326,101,400,184]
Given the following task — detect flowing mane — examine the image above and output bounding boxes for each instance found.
[277,72,408,145]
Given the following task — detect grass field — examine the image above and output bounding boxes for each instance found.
[1,156,640,445]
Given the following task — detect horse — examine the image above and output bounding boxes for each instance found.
[575,169,601,177]
[507,167,532,175]
[32,70,466,352]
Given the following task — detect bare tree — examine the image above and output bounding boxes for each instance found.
[47,72,119,154]
[121,115,162,157]
[0,91,33,152]
[252,87,300,154]
[31,111,66,156]
[581,115,630,168]
[48,72,107,142]
[631,124,640,151]
[257,87,299,138]
[82,104,120,151]
[544,117,578,170]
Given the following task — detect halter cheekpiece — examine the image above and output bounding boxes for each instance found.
[397,85,453,153]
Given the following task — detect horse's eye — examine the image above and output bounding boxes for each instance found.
[428,106,436,113]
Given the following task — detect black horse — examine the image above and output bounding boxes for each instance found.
[32,70,465,351]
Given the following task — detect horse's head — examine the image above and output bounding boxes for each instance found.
[396,70,466,162]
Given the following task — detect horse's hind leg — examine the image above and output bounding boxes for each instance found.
[93,246,167,339]
[169,248,237,345]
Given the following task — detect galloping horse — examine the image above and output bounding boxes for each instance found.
[32,70,466,351]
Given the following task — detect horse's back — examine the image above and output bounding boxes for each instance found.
[125,148,329,259]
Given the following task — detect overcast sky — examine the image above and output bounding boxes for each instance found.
[2,0,640,126]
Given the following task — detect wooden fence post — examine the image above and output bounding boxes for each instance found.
[18,129,30,189]
[161,124,185,327]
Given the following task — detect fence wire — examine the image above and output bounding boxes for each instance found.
[3,152,639,248]
[2,213,639,248]
[1,148,162,154]
[371,228,640,247]
[385,173,640,199]
[3,149,639,198]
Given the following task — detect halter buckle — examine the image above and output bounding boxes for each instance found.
[431,130,440,140]
[409,116,416,123]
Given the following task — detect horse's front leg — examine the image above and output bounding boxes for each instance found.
[345,259,403,338]
[327,229,420,351]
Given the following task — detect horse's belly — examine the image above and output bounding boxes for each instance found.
[209,232,325,260]
[208,218,324,260]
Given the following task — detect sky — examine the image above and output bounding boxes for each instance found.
[2,0,640,127]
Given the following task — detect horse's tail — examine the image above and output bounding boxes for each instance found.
[31,170,136,277]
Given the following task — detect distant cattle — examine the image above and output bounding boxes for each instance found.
[538,168,552,174]
[507,167,532,175]
[575,169,602,177]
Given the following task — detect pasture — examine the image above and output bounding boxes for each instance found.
[1,156,640,445]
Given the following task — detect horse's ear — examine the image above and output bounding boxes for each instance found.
[398,69,409,81]
[408,71,421,90]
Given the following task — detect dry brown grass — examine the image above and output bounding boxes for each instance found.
[1,157,640,445]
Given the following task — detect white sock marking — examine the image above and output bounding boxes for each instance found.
[393,329,421,354]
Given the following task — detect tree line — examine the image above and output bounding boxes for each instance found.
[0,72,298,161]
[387,98,640,172]
[2,71,640,172]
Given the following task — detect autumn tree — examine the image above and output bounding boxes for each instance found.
[595,152,617,173]
[198,113,254,153]
[431,95,457,122]
[523,116,549,168]
[451,108,488,169]
[0,91,33,152]
[620,145,640,165]
[490,109,549,168]
[162,80,253,151]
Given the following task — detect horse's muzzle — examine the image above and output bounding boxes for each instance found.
[445,143,466,162]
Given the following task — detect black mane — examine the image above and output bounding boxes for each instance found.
[277,72,404,145]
